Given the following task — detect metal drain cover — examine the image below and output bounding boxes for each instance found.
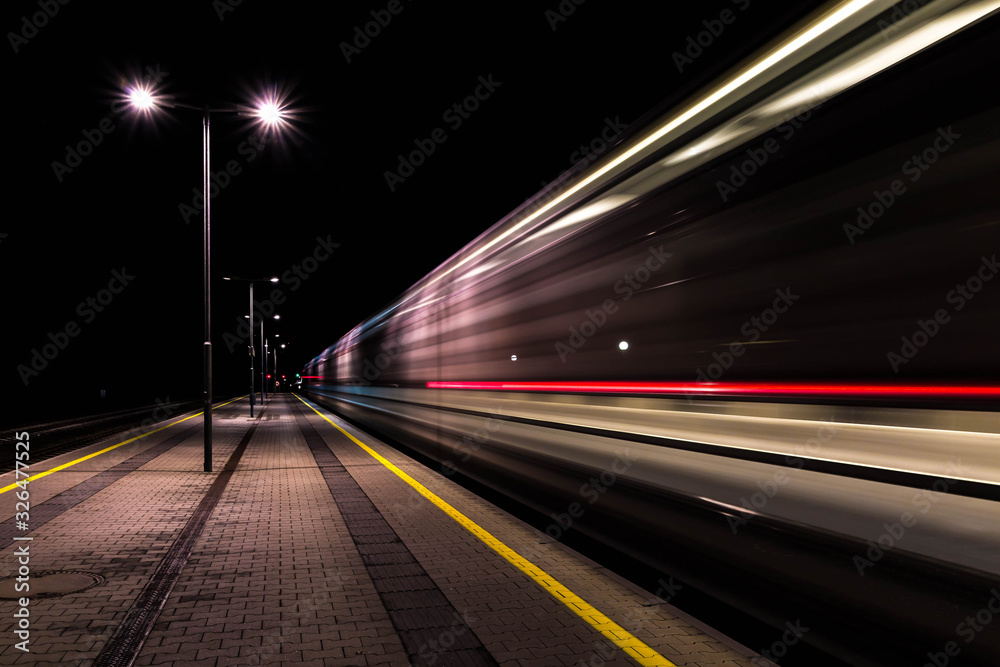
[0,571,105,598]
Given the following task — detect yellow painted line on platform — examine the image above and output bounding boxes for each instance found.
[294,393,676,667]
[0,396,247,495]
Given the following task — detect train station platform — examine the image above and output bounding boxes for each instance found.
[0,395,764,666]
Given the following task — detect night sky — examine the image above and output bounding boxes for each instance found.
[5,0,829,427]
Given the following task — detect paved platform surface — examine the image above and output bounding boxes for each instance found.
[0,395,766,666]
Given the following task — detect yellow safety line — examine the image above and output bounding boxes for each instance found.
[0,396,247,494]
[294,393,676,667]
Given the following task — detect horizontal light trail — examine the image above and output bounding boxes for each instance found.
[425,381,1000,399]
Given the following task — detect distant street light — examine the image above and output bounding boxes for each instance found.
[272,340,290,390]
[229,278,278,415]
[262,309,281,400]
[127,84,293,471]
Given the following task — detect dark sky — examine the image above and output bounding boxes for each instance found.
[5,0,829,426]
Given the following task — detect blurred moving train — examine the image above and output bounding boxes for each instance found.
[305,1,1000,664]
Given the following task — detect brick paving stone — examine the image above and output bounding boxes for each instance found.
[294,397,766,667]
[0,396,769,666]
[129,397,407,666]
[0,402,244,666]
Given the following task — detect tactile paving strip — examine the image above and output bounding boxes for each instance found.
[93,412,262,667]
[292,402,498,667]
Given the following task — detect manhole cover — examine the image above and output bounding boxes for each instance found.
[0,571,105,598]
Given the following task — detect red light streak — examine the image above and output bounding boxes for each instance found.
[425,381,1000,398]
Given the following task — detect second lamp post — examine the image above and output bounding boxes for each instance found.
[223,276,278,417]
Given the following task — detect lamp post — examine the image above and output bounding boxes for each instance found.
[276,342,282,391]
[224,277,278,417]
[127,84,289,471]
[271,316,281,394]
[274,336,288,392]
[264,315,279,399]
[262,314,279,399]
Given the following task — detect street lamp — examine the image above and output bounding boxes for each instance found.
[225,276,278,416]
[262,316,284,399]
[127,84,155,112]
[126,84,291,472]
[262,313,279,400]
[272,335,280,391]
[271,339,289,391]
